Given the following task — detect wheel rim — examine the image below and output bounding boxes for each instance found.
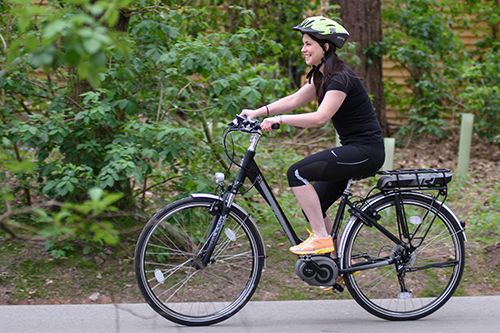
[344,198,464,318]
[138,201,260,323]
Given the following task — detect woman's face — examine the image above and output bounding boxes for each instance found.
[301,34,324,66]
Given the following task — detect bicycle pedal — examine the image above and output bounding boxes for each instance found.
[332,283,344,293]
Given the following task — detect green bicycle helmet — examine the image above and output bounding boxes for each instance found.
[293,16,349,49]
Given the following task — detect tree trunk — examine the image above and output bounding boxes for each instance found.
[331,0,389,136]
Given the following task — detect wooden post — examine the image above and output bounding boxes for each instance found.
[382,138,395,171]
[457,113,474,179]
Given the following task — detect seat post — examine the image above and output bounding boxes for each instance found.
[343,178,355,195]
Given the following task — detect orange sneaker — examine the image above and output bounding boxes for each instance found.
[289,234,334,255]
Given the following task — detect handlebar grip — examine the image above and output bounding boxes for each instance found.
[271,123,280,130]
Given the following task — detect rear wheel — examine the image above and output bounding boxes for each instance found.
[135,196,264,326]
[342,192,465,320]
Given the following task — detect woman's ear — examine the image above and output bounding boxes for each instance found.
[321,42,330,55]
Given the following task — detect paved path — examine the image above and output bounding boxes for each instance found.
[1,296,499,333]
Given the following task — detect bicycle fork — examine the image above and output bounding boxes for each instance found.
[197,134,258,268]
[196,187,239,268]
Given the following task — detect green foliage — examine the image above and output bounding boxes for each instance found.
[1,0,304,253]
[457,48,499,143]
[38,188,124,258]
[6,0,132,87]
[383,0,499,142]
[241,0,318,88]
[0,146,38,206]
[383,0,464,139]
[148,26,287,114]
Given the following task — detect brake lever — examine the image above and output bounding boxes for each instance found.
[229,115,246,127]
[230,115,260,132]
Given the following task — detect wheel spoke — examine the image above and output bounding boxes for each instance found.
[156,269,198,301]
[406,260,459,272]
[212,223,245,258]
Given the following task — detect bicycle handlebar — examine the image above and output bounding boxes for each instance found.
[229,115,280,132]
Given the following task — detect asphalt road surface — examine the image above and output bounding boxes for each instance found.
[1,296,499,333]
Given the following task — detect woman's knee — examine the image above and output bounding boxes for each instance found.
[287,164,309,187]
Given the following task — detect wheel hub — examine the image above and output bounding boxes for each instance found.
[390,244,416,267]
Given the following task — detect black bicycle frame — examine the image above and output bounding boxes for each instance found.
[244,158,301,245]
[331,190,405,274]
[204,132,407,273]
[200,134,300,265]
[240,146,405,252]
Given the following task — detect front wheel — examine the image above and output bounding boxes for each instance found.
[135,195,265,326]
[342,192,465,320]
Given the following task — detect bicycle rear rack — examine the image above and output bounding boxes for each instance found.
[374,168,454,249]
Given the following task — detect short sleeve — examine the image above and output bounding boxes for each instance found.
[325,74,351,94]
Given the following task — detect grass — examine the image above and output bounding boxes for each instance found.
[462,184,499,244]
[0,237,141,304]
[448,178,499,295]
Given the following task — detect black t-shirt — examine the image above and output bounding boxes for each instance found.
[319,72,383,146]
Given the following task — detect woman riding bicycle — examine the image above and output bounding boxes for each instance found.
[241,16,385,256]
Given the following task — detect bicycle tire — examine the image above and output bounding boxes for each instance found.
[135,195,265,326]
[342,192,465,321]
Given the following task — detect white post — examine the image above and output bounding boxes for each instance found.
[382,138,395,171]
[457,113,474,179]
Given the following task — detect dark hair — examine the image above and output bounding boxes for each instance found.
[308,35,355,103]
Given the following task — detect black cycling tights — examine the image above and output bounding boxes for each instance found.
[287,144,385,217]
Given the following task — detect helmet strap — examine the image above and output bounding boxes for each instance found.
[306,48,336,84]
[306,59,324,84]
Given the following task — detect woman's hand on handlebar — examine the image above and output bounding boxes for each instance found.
[240,109,259,119]
[261,116,281,132]
[239,108,280,131]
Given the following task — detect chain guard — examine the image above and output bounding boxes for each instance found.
[294,255,339,287]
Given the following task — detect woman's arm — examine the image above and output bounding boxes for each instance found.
[261,90,346,131]
[267,82,317,115]
[241,82,316,118]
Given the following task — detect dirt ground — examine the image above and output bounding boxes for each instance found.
[0,135,498,305]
